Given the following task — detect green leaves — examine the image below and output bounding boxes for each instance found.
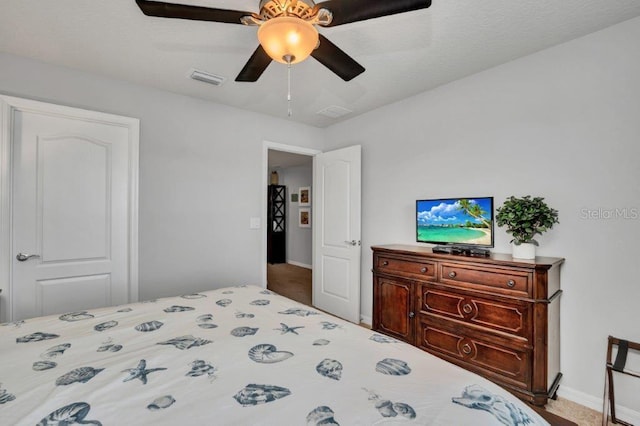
[496,196,559,245]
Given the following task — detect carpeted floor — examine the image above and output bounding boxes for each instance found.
[266,262,312,306]
[266,262,610,426]
[545,397,610,425]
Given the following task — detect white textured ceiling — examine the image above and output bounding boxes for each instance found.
[1,0,639,127]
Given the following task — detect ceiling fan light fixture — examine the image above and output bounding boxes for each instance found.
[257,16,319,64]
[136,0,432,83]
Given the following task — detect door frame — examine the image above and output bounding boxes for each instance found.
[261,141,320,288]
[0,95,140,322]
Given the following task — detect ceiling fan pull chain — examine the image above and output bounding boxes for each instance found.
[286,55,293,117]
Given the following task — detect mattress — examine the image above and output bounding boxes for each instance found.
[0,285,548,425]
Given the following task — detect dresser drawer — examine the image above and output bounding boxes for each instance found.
[418,285,532,341]
[375,255,436,279]
[417,319,530,390]
[440,263,530,296]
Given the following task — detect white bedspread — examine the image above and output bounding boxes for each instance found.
[0,285,548,425]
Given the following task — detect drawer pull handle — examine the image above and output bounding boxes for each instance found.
[420,267,427,273]
[448,271,457,278]
[408,312,415,319]
[462,344,472,355]
[382,261,389,266]
[462,304,473,314]
[507,279,516,288]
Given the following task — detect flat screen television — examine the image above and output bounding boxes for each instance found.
[416,197,494,248]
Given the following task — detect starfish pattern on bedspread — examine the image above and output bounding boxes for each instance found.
[122,359,167,385]
[274,323,304,335]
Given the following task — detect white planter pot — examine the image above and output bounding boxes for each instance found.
[512,242,536,259]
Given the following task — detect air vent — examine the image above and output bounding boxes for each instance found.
[317,105,353,119]
[188,69,225,86]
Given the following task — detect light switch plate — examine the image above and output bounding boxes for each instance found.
[250,217,261,229]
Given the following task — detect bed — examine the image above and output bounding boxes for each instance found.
[0,285,550,425]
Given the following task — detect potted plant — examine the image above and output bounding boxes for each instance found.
[496,196,559,259]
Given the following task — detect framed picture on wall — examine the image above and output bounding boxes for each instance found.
[299,187,311,207]
[299,208,311,228]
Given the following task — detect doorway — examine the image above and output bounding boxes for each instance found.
[262,142,362,323]
[265,143,316,305]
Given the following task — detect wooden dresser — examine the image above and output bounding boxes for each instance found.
[372,244,564,406]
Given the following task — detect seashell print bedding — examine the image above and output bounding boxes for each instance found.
[0,285,549,425]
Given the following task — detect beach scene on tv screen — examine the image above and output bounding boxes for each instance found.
[417,198,493,245]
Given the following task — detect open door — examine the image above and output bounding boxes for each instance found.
[312,145,361,323]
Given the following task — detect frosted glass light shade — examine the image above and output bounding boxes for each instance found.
[258,16,319,64]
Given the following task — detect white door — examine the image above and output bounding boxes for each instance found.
[1,96,139,321]
[312,145,361,323]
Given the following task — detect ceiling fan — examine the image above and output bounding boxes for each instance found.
[135,0,432,82]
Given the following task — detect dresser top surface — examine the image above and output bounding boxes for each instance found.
[372,244,564,269]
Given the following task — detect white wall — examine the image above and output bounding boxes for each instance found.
[278,164,313,268]
[325,16,640,418]
[0,52,325,306]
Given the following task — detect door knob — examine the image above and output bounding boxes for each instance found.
[16,253,40,262]
[344,240,361,246]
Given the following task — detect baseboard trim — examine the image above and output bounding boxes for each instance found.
[286,260,312,269]
[360,315,372,326]
[558,386,640,425]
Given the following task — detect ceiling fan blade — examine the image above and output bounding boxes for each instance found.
[236,45,273,82]
[311,34,365,82]
[320,0,431,27]
[135,0,251,24]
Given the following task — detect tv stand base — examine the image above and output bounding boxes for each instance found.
[432,245,491,257]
